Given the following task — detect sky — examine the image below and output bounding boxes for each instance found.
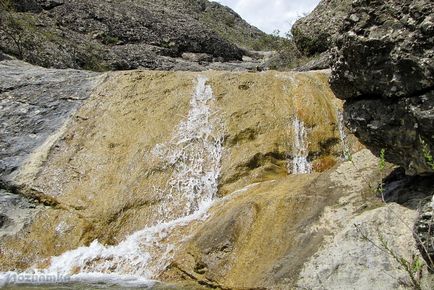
[211,0,320,35]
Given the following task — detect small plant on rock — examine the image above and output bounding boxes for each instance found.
[420,137,434,170]
[377,148,386,200]
[355,225,424,290]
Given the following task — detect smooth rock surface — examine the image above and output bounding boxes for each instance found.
[162,150,432,289]
[0,59,103,184]
[298,203,418,290]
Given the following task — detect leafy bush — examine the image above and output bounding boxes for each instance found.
[0,0,40,61]
[420,138,434,170]
[253,30,312,70]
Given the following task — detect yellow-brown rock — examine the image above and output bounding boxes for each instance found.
[0,69,360,278]
[160,150,384,289]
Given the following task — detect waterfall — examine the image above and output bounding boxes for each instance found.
[291,117,312,174]
[2,76,224,286]
[337,110,350,160]
[153,76,224,218]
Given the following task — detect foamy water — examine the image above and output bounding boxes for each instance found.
[291,117,312,174]
[152,76,224,218]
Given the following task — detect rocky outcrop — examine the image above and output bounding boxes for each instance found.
[0,0,265,71]
[0,58,103,247]
[292,0,352,56]
[329,0,434,175]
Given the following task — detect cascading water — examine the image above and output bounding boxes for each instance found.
[152,76,224,218]
[0,76,224,286]
[44,205,213,282]
[291,117,312,174]
[337,110,351,160]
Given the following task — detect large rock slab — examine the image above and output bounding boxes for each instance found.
[0,59,103,248]
[0,59,102,184]
[0,68,353,272]
[297,203,419,289]
[162,150,428,289]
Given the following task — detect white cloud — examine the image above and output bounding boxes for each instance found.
[212,0,320,34]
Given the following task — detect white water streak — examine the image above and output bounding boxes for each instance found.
[292,117,312,174]
[153,76,224,217]
[45,202,213,278]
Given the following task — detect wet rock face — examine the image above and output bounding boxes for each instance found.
[330,0,434,175]
[1,60,422,289]
[0,65,353,271]
[163,150,424,289]
[291,0,352,56]
[0,0,264,70]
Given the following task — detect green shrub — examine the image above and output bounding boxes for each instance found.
[420,137,434,170]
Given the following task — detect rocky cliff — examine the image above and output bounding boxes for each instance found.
[295,0,434,273]
[290,0,353,71]
[0,0,266,71]
[330,0,434,176]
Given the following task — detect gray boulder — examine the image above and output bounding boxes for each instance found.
[292,0,353,56]
[330,0,434,175]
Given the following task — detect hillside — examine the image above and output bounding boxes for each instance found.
[0,0,267,71]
